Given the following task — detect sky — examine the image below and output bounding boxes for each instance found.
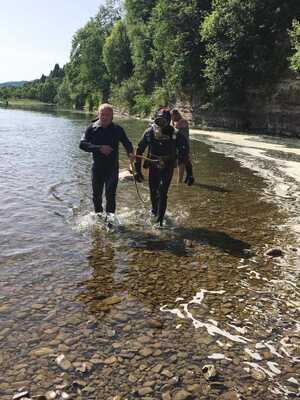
[0,0,104,83]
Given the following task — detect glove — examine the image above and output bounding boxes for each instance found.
[134,172,144,183]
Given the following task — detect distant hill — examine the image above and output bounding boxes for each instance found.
[0,81,27,88]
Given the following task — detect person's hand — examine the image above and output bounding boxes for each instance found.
[128,153,136,163]
[134,172,144,183]
[99,145,113,156]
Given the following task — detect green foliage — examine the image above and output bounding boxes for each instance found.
[110,77,141,113]
[70,19,109,103]
[103,20,133,83]
[201,0,300,104]
[132,94,152,116]
[62,0,121,109]
[125,0,157,92]
[5,0,300,115]
[56,78,72,106]
[150,0,210,91]
[151,85,171,109]
[49,64,64,79]
[0,66,64,104]
[289,20,300,73]
[125,0,156,23]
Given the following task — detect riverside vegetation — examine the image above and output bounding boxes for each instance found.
[0,0,300,118]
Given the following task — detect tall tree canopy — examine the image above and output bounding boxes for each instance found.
[201,0,300,104]
[150,0,211,93]
[103,20,133,84]
[2,0,300,113]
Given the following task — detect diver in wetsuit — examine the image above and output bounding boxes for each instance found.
[134,108,189,226]
[79,103,134,215]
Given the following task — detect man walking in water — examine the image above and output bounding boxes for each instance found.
[79,103,134,217]
[134,108,188,226]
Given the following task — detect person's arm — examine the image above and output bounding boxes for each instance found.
[79,126,100,153]
[134,130,149,181]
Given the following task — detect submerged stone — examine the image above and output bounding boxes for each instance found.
[45,391,57,400]
[55,354,72,371]
[102,295,122,306]
[30,347,53,357]
[173,390,191,400]
[264,247,284,257]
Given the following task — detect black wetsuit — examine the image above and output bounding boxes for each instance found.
[135,124,188,224]
[79,120,133,213]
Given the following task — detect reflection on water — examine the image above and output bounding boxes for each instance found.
[0,107,299,399]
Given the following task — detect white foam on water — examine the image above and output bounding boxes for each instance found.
[208,353,232,361]
[160,305,186,320]
[245,348,263,361]
[75,212,99,232]
[161,287,299,398]
[244,361,276,378]
[265,343,284,359]
[249,270,261,280]
[287,377,299,386]
[228,324,247,334]
[161,289,250,344]
[208,319,219,326]
[267,361,281,375]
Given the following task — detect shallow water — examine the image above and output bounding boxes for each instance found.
[0,108,299,399]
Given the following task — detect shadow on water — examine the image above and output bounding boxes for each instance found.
[117,225,251,259]
[174,226,252,258]
[193,182,232,193]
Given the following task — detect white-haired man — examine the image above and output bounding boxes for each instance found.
[80,103,134,215]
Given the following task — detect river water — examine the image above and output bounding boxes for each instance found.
[0,107,299,400]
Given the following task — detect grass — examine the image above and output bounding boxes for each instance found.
[6,98,54,106]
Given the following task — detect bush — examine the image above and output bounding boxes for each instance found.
[132,94,152,116]
[110,78,141,113]
[289,20,300,73]
[151,86,171,110]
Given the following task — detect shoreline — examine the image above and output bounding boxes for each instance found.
[2,101,299,138]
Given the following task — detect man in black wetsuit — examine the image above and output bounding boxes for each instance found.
[134,108,189,226]
[79,103,134,216]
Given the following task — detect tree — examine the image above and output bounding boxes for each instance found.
[150,0,211,93]
[125,0,157,92]
[65,1,121,108]
[49,63,64,79]
[289,19,300,73]
[201,0,300,104]
[39,79,57,103]
[103,20,133,83]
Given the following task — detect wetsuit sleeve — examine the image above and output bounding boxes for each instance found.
[135,131,149,173]
[176,132,189,164]
[79,126,100,153]
[119,127,134,155]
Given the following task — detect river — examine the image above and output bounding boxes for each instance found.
[0,107,299,399]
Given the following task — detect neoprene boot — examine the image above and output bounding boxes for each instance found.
[185,163,194,186]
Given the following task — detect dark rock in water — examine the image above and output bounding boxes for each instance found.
[264,247,284,258]
[183,239,194,248]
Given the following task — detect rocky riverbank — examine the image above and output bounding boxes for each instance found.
[176,76,300,137]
